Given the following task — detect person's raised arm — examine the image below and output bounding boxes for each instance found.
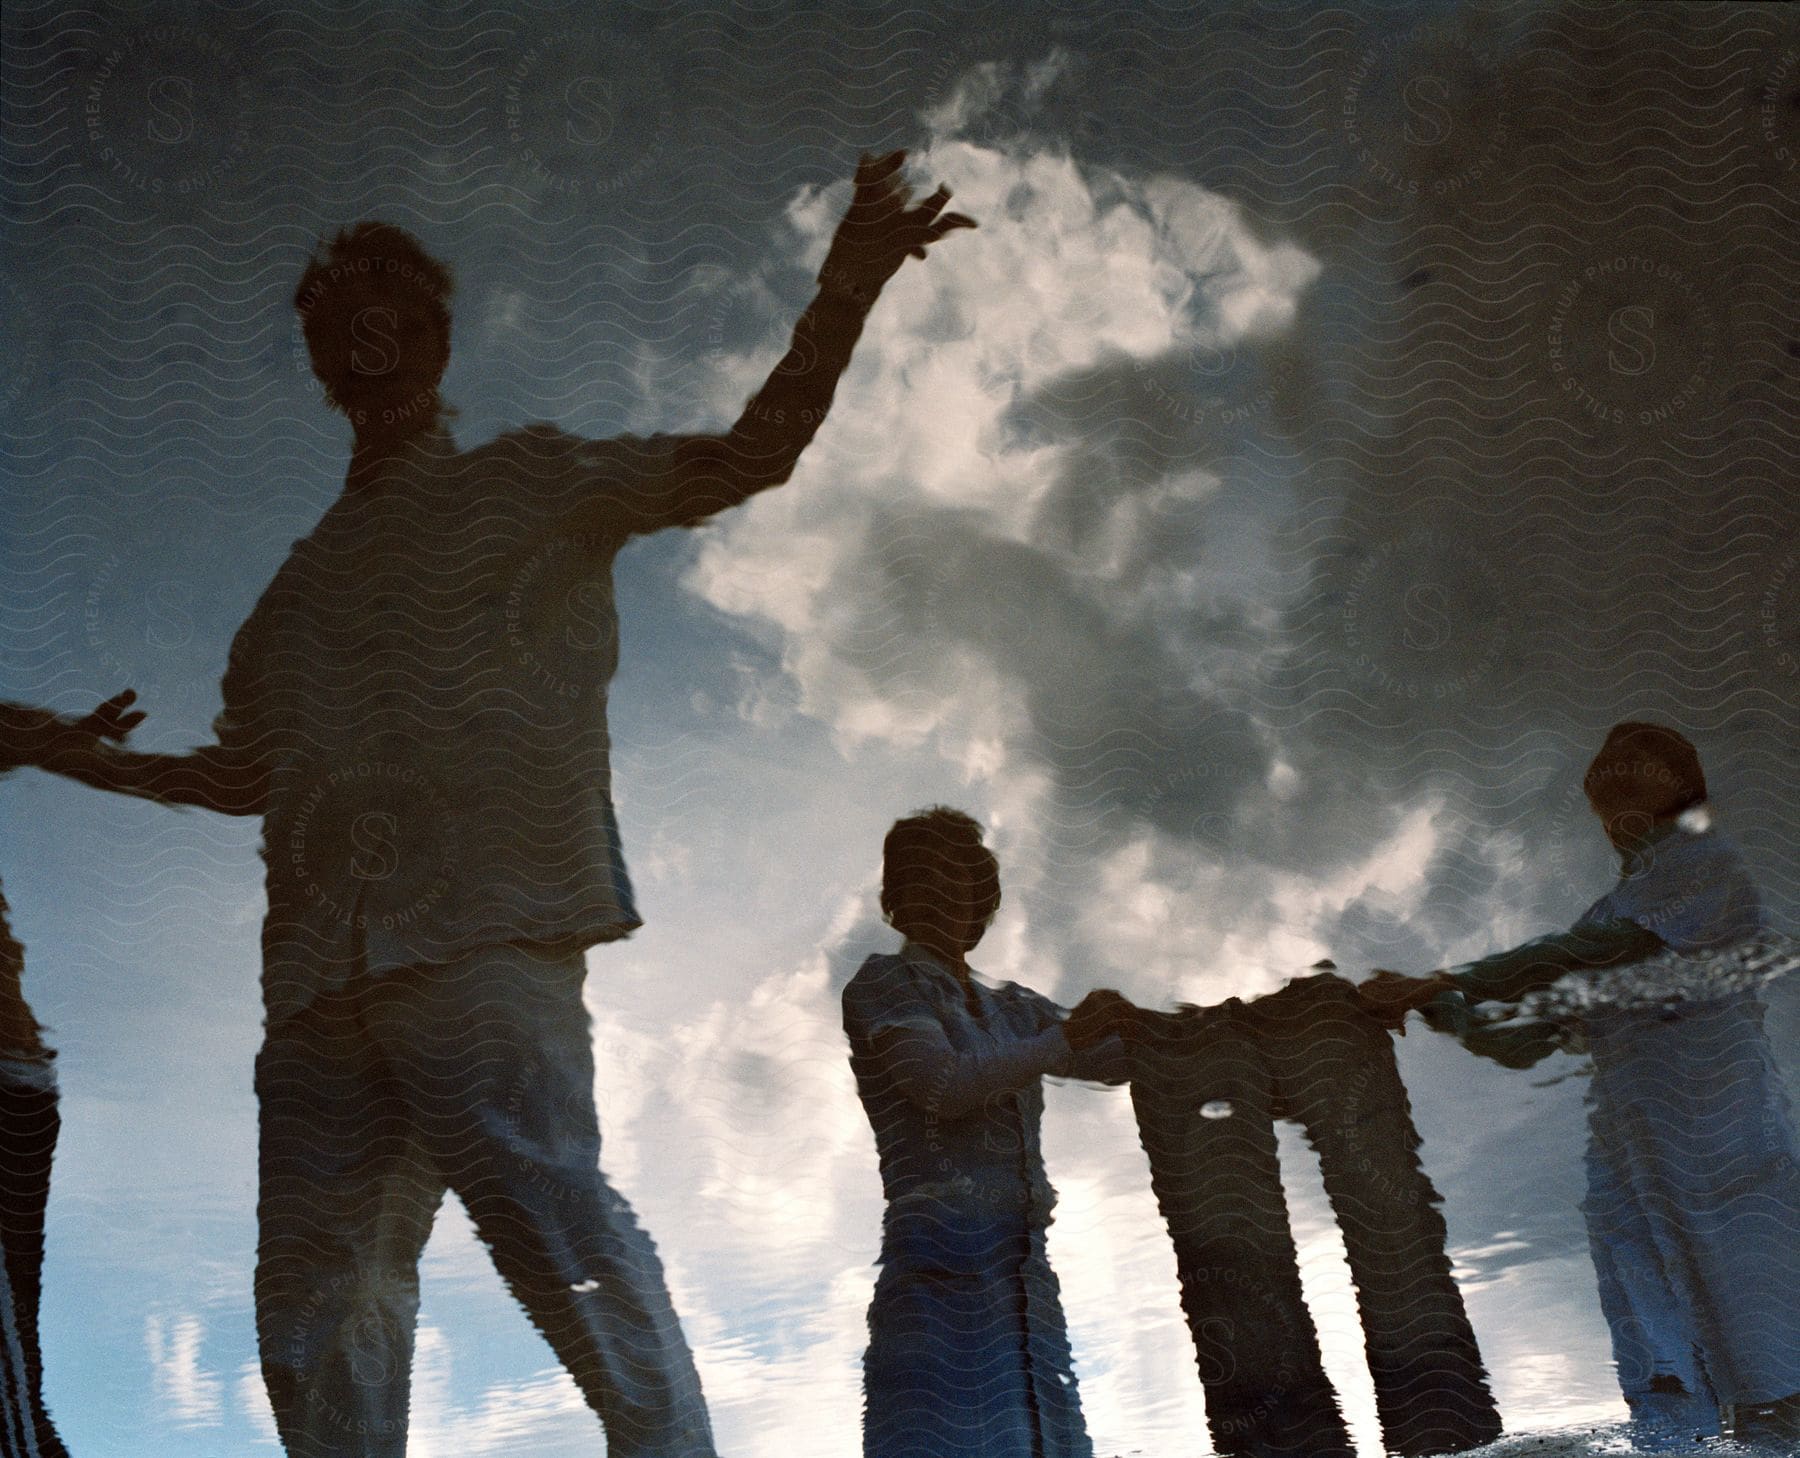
[23,688,269,816]
[0,689,144,773]
[638,151,976,532]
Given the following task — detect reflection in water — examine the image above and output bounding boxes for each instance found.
[0,694,142,1458]
[0,975,66,1458]
[1366,725,1800,1451]
[843,809,1129,1457]
[1125,973,1501,1458]
[21,151,976,1456]
[250,943,713,1458]
[832,731,1800,1457]
[3,7,1799,1452]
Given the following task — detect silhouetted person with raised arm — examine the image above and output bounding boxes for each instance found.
[1360,723,1800,1449]
[0,690,143,1458]
[842,807,1127,1458]
[48,153,973,1457]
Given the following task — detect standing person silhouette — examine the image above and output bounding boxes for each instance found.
[0,690,143,1458]
[842,808,1127,1458]
[1361,723,1800,1449]
[48,153,973,1457]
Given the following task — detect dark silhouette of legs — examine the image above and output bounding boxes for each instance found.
[1261,976,1501,1456]
[0,1057,66,1458]
[0,890,69,1458]
[254,938,715,1458]
[1130,1002,1352,1458]
[1127,976,1498,1457]
[362,944,715,1458]
[254,986,437,1458]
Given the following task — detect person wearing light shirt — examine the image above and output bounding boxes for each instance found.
[1362,723,1800,1449]
[842,806,1127,1458]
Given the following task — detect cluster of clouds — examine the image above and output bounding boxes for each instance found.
[686,93,1358,1010]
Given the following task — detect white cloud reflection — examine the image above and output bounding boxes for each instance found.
[645,90,1460,1456]
[145,1311,224,1427]
[24,20,1786,1454]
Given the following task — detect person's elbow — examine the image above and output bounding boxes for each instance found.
[718,426,807,493]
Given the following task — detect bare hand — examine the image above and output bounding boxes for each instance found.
[1066,988,1137,1049]
[73,688,145,742]
[1356,970,1448,1032]
[0,689,143,770]
[817,150,977,302]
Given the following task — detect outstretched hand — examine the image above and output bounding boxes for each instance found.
[817,150,977,303]
[0,688,144,771]
[1066,988,1137,1049]
[1356,970,1449,1033]
[73,688,145,742]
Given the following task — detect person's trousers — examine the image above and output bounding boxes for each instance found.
[0,1051,66,1458]
[253,940,716,1458]
[1128,974,1501,1458]
[863,1215,1093,1458]
[1582,996,1800,1445]
[1584,1134,1722,1446]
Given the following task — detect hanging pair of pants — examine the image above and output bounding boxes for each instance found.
[1128,973,1501,1458]
[253,939,716,1458]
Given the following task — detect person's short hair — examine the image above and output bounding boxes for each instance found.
[880,806,1002,944]
[1583,721,1707,820]
[293,221,454,403]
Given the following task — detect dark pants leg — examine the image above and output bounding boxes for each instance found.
[1261,976,1501,1457]
[1583,1132,1720,1445]
[0,1057,67,1458]
[1129,1005,1352,1458]
[0,886,68,1458]
[364,943,717,1458]
[254,987,441,1458]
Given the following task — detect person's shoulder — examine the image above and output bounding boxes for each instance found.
[480,422,580,459]
[474,421,627,464]
[842,953,922,1038]
[843,952,906,1001]
[993,975,1054,1009]
[1686,824,1750,863]
[845,950,951,1011]
[490,423,671,458]
[1659,821,1759,889]
[488,424,682,501]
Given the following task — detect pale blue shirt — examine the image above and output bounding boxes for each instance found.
[843,941,1127,1236]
